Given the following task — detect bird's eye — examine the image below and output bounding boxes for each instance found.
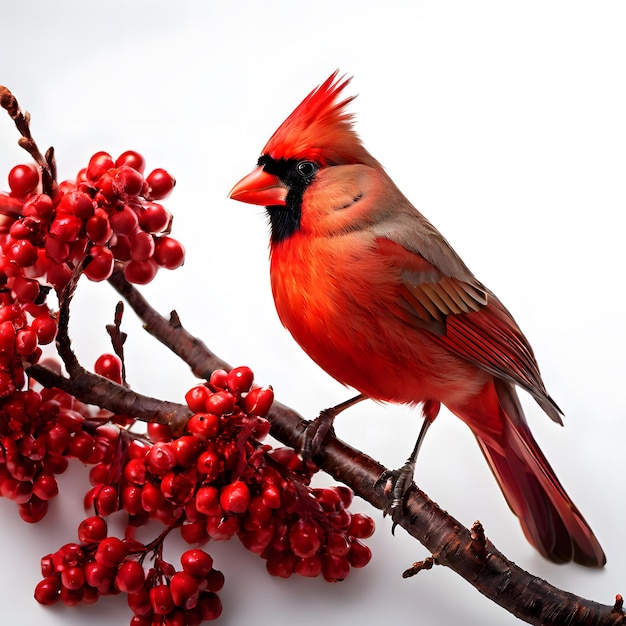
[296,161,318,179]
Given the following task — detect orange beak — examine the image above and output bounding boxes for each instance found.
[228,166,287,206]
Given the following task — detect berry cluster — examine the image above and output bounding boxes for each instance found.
[1,151,183,291]
[35,526,224,624]
[29,365,374,623]
[0,385,102,523]
[0,136,375,625]
[0,151,183,397]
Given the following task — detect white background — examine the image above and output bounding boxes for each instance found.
[1,2,625,625]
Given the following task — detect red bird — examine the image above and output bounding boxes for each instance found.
[229,72,606,567]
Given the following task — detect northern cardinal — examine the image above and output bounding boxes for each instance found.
[229,72,606,567]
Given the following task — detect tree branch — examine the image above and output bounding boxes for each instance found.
[105,272,624,626]
[27,363,192,434]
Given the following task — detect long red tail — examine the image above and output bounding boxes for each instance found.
[454,379,605,567]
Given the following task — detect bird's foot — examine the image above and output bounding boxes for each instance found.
[298,394,366,460]
[376,458,416,519]
[298,409,336,460]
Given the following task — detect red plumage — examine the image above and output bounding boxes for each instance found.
[229,73,605,567]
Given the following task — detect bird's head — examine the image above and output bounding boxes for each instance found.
[229,72,379,243]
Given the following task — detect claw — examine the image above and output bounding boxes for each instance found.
[376,459,416,519]
[298,394,366,459]
[298,409,336,459]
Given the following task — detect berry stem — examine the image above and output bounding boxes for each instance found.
[0,85,58,198]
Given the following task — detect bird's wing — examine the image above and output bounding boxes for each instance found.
[374,236,562,423]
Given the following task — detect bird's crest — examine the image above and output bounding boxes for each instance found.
[262,71,378,167]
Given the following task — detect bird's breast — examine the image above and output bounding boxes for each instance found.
[269,232,483,405]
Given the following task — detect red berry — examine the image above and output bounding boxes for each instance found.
[124,259,158,284]
[208,369,228,390]
[160,469,196,505]
[23,193,53,219]
[78,515,108,544]
[139,202,170,233]
[185,385,210,412]
[186,412,220,440]
[32,472,59,500]
[61,566,85,591]
[140,481,166,512]
[261,482,282,509]
[153,236,185,269]
[95,485,119,516]
[49,214,83,242]
[85,208,113,245]
[206,515,239,541]
[15,328,38,355]
[127,588,152,616]
[8,163,39,197]
[114,559,145,593]
[116,150,145,173]
[180,549,213,578]
[321,553,350,582]
[12,275,41,303]
[87,152,115,182]
[197,591,222,621]
[266,550,296,578]
[205,391,235,416]
[226,366,254,395]
[44,424,71,455]
[326,532,350,557]
[95,537,129,567]
[180,520,210,545]
[194,485,221,516]
[46,262,72,290]
[289,519,323,559]
[18,495,48,522]
[84,561,116,589]
[116,166,144,196]
[60,585,84,606]
[57,190,94,219]
[124,458,147,486]
[94,353,123,383]
[171,436,203,467]
[150,584,174,615]
[69,431,95,461]
[129,230,155,261]
[84,245,114,281]
[147,422,172,443]
[170,571,200,609]
[247,496,273,526]
[196,450,224,482]
[349,512,375,539]
[295,555,322,577]
[45,237,70,263]
[9,239,38,267]
[120,485,144,516]
[110,206,139,236]
[348,539,372,568]
[240,525,275,554]
[242,386,274,417]
[34,575,61,605]
[204,569,225,593]
[146,168,176,200]
[219,480,250,515]
[145,442,177,475]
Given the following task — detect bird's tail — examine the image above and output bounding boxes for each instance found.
[457,379,605,567]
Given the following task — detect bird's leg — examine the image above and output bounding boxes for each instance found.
[378,399,441,512]
[299,393,367,460]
